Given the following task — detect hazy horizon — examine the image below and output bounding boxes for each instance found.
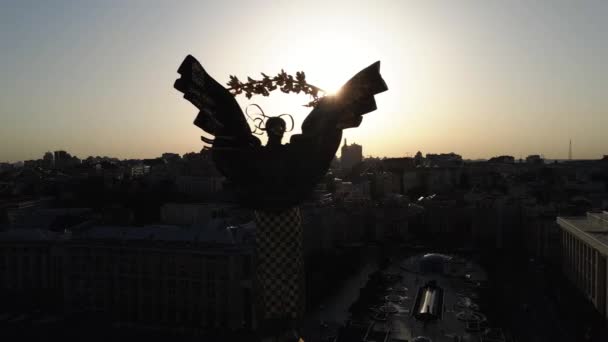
[1,0,606,163]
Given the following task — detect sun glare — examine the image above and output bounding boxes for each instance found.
[282,30,365,97]
[318,77,344,96]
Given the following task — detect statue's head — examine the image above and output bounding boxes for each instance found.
[265,116,286,145]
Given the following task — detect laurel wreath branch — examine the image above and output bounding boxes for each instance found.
[226,70,325,107]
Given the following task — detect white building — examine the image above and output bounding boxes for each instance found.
[557,211,608,321]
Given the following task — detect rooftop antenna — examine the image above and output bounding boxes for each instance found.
[569,139,572,160]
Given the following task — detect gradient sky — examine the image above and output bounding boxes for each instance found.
[1,0,606,162]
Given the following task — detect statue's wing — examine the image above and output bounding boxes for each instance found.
[334,60,388,127]
[174,55,259,147]
[286,62,388,200]
[299,61,388,137]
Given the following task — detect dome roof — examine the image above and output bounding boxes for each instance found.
[413,336,432,342]
[419,253,452,274]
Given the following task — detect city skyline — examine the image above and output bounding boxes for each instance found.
[3,145,600,165]
[1,0,607,162]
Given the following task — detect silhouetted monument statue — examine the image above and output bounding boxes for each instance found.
[174,55,387,334]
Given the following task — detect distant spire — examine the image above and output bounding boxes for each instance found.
[569,139,572,160]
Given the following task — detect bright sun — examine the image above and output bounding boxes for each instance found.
[317,76,344,96]
[286,32,363,97]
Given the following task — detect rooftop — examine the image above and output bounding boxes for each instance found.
[557,211,608,250]
[0,219,256,245]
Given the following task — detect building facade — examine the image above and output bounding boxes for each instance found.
[340,139,362,171]
[0,223,256,333]
[557,211,608,321]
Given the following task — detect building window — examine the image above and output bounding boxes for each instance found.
[591,250,596,299]
[168,279,176,296]
[242,255,251,277]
